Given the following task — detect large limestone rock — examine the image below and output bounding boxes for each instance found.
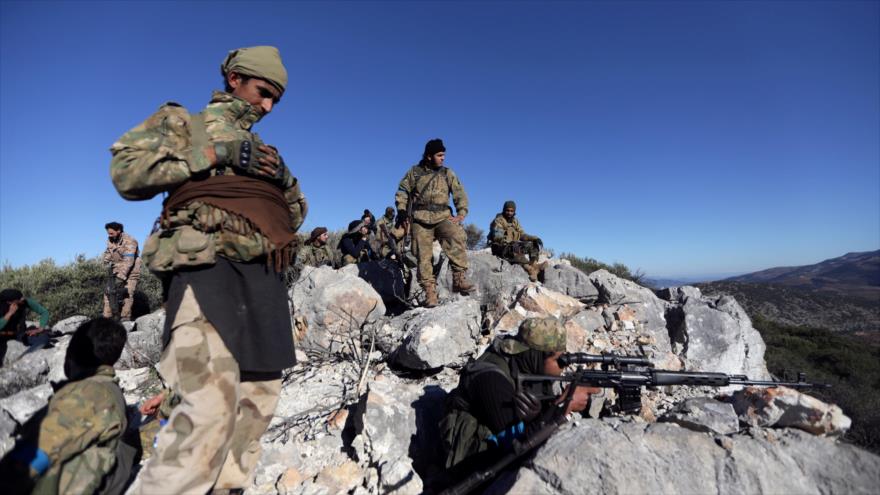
[731,386,851,435]
[494,419,880,494]
[436,251,530,308]
[588,270,669,347]
[542,259,600,303]
[660,397,740,435]
[117,309,164,370]
[290,266,386,355]
[52,315,89,335]
[664,287,769,379]
[493,284,585,334]
[0,351,49,399]
[392,299,482,370]
[0,383,53,424]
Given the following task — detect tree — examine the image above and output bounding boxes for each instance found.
[463,223,485,250]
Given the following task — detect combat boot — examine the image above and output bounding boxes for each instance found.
[452,271,475,295]
[524,261,541,282]
[423,282,439,308]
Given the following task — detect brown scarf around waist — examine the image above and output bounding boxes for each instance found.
[163,175,296,272]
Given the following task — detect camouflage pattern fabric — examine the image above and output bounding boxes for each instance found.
[499,316,567,354]
[102,232,141,319]
[109,91,307,268]
[32,366,126,495]
[136,286,281,494]
[395,163,468,225]
[294,242,334,270]
[373,214,395,255]
[411,219,469,285]
[489,213,541,264]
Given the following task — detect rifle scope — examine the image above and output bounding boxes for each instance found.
[558,353,654,368]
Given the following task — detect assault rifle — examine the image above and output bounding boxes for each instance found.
[519,352,830,412]
[104,265,122,321]
[442,353,829,495]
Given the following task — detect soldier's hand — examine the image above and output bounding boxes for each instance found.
[450,214,465,224]
[140,392,166,416]
[252,144,285,181]
[558,385,599,415]
[396,209,408,225]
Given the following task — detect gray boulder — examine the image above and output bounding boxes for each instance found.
[436,251,530,309]
[0,351,50,399]
[0,409,16,458]
[660,397,740,435]
[0,383,53,424]
[588,270,670,350]
[52,315,89,334]
[117,310,164,370]
[731,386,851,435]
[393,299,482,370]
[495,419,880,494]
[542,260,600,303]
[290,266,386,355]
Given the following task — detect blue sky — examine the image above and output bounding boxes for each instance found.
[1,0,878,278]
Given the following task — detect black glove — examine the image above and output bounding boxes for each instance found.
[396,209,408,226]
[534,237,543,248]
[214,141,284,181]
[514,390,542,423]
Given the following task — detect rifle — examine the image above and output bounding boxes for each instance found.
[105,265,121,321]
[519,352,830,413]
[443,353,829,494]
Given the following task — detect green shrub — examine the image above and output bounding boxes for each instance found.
[463,223,485,250]
[0,255,163,324]
[561,253,645,285]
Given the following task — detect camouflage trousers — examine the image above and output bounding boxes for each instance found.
[412,219,468,286]
[136,286,281,494]
[102,270,140,320]
[492,240,540,264]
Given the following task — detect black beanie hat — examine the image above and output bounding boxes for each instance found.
[503,200,516,211]
[423,138,446,158]
[309,227,328,243]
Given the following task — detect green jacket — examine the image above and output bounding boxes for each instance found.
[33,366,127,495]
[395,163,468,225]
[109,91,307,268]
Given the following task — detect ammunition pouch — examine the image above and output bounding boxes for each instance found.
[414,203,450,213]
[142,225,217,273]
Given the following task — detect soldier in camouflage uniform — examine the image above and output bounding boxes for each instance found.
[488,201,544,282]
[438,317,595,476]
[109,46,305,494]
[102,222,141,321]
[374,207,396,257]
[395,139,474,307]
[295,227,335,270]
[6,317,133,495]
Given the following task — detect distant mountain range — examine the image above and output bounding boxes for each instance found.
[723,250,879,300]
[693,250,880,338]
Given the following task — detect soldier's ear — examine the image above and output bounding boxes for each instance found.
[227,72,242,90]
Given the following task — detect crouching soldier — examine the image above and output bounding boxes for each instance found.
[439,317,596,482]
[4,318,136,495]
[489,200,545,281]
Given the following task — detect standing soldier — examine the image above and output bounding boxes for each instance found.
[109,46,306,494]
[488,201,544,282]
[395,139,473,307]
[102,221,141,321]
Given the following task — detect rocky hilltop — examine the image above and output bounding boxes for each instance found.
[2,250,878,494]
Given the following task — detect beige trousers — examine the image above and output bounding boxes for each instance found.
[137,286,281,494]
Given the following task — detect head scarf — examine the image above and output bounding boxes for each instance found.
[221,46,288,94]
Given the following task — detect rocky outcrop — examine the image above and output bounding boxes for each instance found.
[542,259,600,303]
[660,397,740,435]
[392,299,482,370]
[117,310,164,370]
[290,266,386,355]
[494,419,880,494]
[731,386,851,435]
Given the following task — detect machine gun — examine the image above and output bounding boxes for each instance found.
[442,353,829,495]
[104,265,122,321]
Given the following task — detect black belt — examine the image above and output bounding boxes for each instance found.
[414,204,450,212]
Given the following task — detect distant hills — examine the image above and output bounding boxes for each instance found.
[723,250,880,300]
[694,250,880,339]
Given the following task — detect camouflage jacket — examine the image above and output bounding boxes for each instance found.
[103,232,140,280]
[34,366,126,495]
[395,163,468,225]
[295,242,334,270]
[109,91,307,265]
[375,215,395,243]
[489,214,536,246]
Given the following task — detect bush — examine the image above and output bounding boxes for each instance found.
[463,223,485,250]
[0,255,163,324]
[561,253,645,285]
